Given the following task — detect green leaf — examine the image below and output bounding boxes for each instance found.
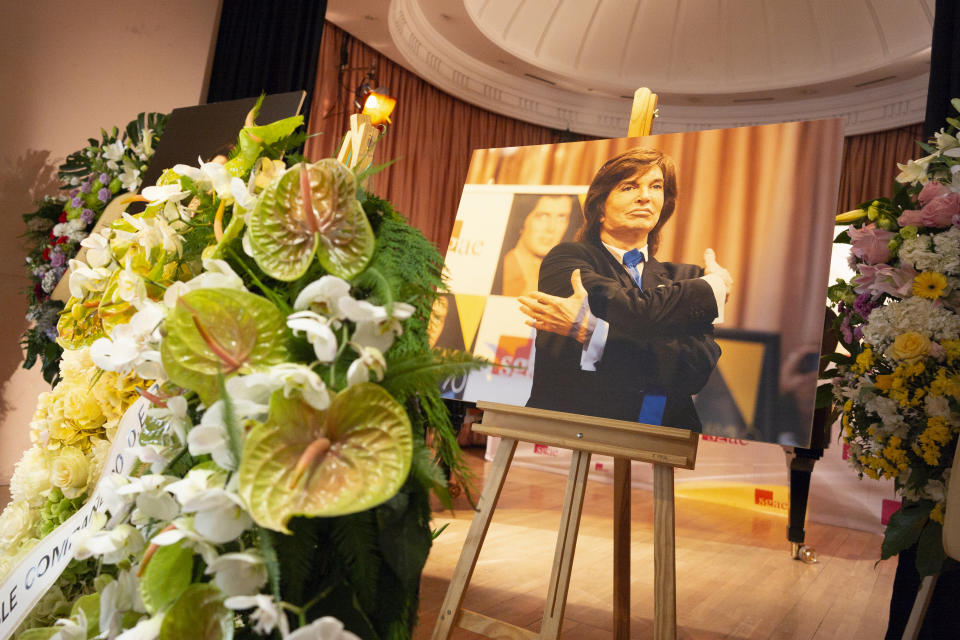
[381,349,487,405]
[947,117,960,131]
[238,383,413,533]
[833,229,851,244]
[916,520,947,576]
[16,629,59,640]
[140,540,194,614]
[814,383,835,409]
[376,487,432,592]
[951,98,960,114]
[70,592,100,636]
[161,288,288,405]
[410,439,452,509]
[882,501,929,559]
[159,584,232,640]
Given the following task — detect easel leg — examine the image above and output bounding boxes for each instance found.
[613,457,631,640]
[539,450,592,639]
[432,437,519,640]
[653,463,677,640]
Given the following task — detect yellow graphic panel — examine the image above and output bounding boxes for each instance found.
[675,481,789,516]
[715,339,765,429]
[454,294,487,352]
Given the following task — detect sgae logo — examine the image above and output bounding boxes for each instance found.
[492,335,532,377]
[447,220,485,256]
[754,488,788,511]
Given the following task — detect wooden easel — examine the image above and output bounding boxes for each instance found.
[433,90,696,640]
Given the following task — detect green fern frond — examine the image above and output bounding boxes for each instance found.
[330,512,382,611]
[381,349,487,404]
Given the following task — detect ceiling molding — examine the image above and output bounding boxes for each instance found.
[366,0,931,137]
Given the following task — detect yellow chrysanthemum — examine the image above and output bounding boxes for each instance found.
[930,502,945,524]
[930,370,960,399]
[943,339,960,364]
[855,347,874,373]
[912,271,948,299]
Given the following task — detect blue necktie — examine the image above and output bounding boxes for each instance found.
[622,249,666,425]
[623,248,645,288]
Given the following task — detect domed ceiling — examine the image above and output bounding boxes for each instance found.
[327,0,934,136]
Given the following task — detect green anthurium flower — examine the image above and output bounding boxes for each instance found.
[246,159,374,281]
[237,383,412,533]
[161,288,288,406]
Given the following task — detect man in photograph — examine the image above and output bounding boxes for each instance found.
[492,194,579,297]
[519,147,731,431]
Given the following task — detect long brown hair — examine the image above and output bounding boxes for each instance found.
[575,147,678,255]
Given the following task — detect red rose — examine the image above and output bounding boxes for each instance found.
[58,211,67,222]
[42,248,50,260]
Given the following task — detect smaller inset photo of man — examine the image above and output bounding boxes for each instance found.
[490,193,584,297]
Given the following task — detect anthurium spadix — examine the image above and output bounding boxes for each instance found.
[161,288,288,405]
[246,159,375,281]
[237,383,412,533]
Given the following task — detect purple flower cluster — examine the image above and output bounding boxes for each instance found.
[49,249,65,268]
[98,187,111,203]
[81,208,95,224]
[79,181,91,194]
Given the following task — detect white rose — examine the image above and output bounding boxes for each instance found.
[50,446,91,499]
[10,447,52,505]
[0,501,38,549]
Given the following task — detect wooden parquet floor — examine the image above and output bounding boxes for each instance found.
[415,448,897,640]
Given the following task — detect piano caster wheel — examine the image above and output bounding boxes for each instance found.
[791,542,818,564]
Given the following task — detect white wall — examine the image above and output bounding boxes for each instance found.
[0,0,221,481]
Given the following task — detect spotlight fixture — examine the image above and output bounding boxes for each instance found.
[359,87,396,126]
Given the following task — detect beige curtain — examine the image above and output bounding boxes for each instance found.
[837,122,924,211]
[304,23,581,248]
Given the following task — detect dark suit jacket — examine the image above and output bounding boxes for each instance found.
[525,241,721,430]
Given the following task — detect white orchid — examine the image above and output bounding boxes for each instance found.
[231,176,257,211]
[163,468,251,543]
[103,140,126,163]
[116,268,147,307]
[294,276,352,317]
[115,474,180,526]
[188,258,246,291]
[225,594,288,636]
[265,363,330,410]
[140,183,189,206]
[287,311,339,362]
[73,518,145,564]
[90,301,165,375]
[119,163,141,193]
[126,443,172,475]
[340,297,415,353]
[80,231,113,268]
[115,613,164,640]
[346,346,387,387]
[187,407,236,470]
[68,259,114,299]
[286,616,361,640]
[205,551,268,597]
[120,212,182,255]
[50,610,88,640]
[148,517,218,564]
[145,395,191,444]
[173,158,233,200]
[99,570,146,637]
